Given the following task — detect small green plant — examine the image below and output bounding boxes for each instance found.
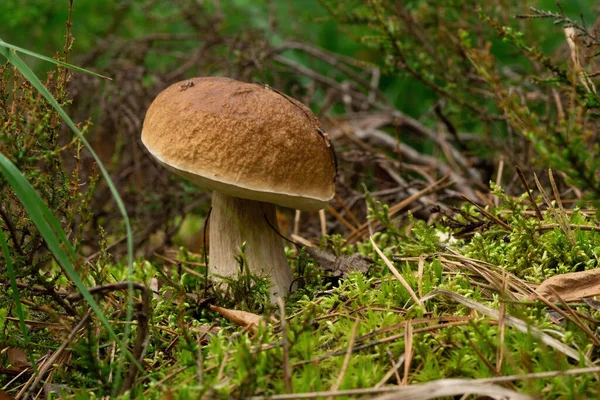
[207,242,272,313]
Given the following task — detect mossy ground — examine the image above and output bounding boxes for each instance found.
[12,185,595,399]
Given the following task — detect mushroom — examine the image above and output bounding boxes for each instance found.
[141,77,336,299]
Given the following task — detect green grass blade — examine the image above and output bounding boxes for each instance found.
[0,38,112,80]
[0,228,29,344]
[0,153,141,372]
[0,43,137,394]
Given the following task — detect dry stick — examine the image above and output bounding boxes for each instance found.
[19,310,92,399]
[433,102,465,151]
[421,289,591,365]
[349,175,450,243]
[551,288,600,347]
[475,190,494,208]
[319,209,327,237]
[327,205,358,233]
[534,290,600,347]
[435,252,532,296]
[375,354,405,388]
[417,255,425,298]
[551,88,566,122]
[549,292,600,347]
[493,157,504,207]
[275,41,379,92]
[440,257,516,299]
[334,194,361,228]
[548,169,576,244]
[459,195,513,232]
[34,377,47,400]
[389,351,403,386]
[4,316,69,330]
[66,282,151,395]
[354,316,471,344]
[516,166,543,221]
[293,321,472,368]
[120,284,152,395]
[464,331,501,378]
[371,380,531,400]
[436,129,463,181]
[496,270,507,374]
[196,335,204,386]
[3,364,34,392]
[290,234,314,248]
[533,173,576,246]
[537,224,600,232]
[277,298,293,394]
[248,366,600,400]
[153,252,207,268]
[370,238,425,310]
[108,335,117,386]
[327,318,360,399]
[343,126,477,200]
[402,322,413,385]
[501,208,596,216]
[564,26,598,94]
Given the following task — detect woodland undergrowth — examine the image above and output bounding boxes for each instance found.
[2,1,600,399]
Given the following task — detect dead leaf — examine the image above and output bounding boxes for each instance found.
[192,324,221,343]
[6,347,31,370]
[531,269,600,302]
[210,305,271,333]
[306,247,371,278]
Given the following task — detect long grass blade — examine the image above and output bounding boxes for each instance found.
[0,38,112,80]
[0,154,140,369]
[0,229,29,345]
[421,289,591,366]
[0,43,136,394]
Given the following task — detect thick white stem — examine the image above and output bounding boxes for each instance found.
[209,191,293,300]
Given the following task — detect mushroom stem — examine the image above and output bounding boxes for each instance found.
[209,191,293,300]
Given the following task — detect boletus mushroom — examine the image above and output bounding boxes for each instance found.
[141,77,336,300]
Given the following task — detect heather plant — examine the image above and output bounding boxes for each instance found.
[0,62,95,282]
[0,24,139,396]
[321,0,600,203]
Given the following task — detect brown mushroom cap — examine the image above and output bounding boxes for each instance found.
[142,77,336,211]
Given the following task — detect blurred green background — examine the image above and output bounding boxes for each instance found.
[1,0,597,120]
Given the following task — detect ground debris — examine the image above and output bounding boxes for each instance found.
[531,269,600,302]
[5,347,30,371]
[306,247,371,278]
[210,305,271,333]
